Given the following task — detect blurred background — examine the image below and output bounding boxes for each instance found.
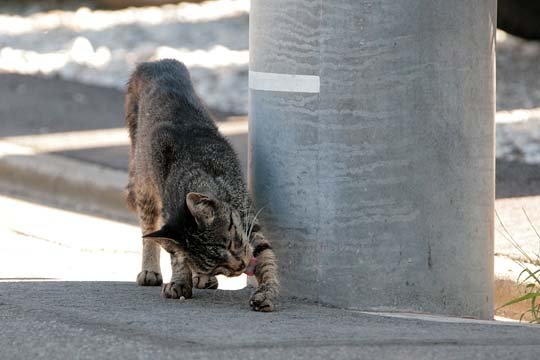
[0,0,248,114]
[0,0,539,318]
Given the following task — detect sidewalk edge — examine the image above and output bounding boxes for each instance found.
[0,140,127,212]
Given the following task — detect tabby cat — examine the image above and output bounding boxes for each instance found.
[125,59,278,312]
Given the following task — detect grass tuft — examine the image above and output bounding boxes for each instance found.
[497,208,540,324]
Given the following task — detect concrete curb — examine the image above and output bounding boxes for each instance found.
[0,140,127,212]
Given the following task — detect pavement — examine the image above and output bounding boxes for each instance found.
[3,281,540,360]
[2,73,540,358]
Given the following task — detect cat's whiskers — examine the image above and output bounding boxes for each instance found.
[241,199,251,237]
[247,206,265,241]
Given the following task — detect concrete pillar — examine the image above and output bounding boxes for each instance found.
[249,0,496,319]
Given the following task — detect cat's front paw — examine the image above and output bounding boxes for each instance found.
[250,284,278,312]
[136,270,163,286]
[193,274,218,289]
[162,281,193,299]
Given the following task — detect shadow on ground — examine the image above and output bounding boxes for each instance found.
[496,159,540,198]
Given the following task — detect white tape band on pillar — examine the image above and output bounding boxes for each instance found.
[249,71,320,93]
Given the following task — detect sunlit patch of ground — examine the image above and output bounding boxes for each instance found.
[496,30,540,163]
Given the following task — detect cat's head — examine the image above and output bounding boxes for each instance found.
[144,192,253,277]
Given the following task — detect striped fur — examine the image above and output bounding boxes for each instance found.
[125,59,279,311]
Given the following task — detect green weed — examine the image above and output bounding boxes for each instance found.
[497,209,540,323]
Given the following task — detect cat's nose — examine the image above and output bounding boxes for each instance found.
[237,261,246,271]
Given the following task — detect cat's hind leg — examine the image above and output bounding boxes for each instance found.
[136,194,163,286]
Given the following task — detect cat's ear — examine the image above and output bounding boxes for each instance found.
[186,192,217,226]
[143,225,186,253]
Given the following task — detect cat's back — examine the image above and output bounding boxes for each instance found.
[128,59,214,133]
[125,60,238,183]
[127,59,222,159]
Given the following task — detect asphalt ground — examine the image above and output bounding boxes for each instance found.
[1,279,540,360]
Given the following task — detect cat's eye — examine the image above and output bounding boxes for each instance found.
[228,211,234,231]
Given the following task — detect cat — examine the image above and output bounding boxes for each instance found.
[124,59,279,312]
